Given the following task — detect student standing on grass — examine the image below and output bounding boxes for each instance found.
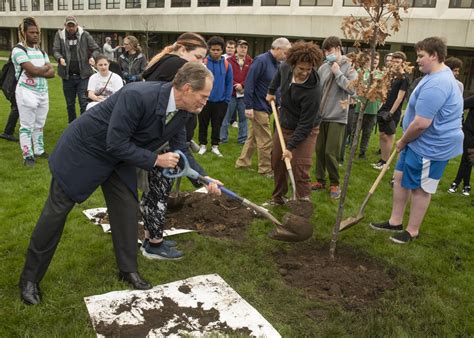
[370,37,464,244]
[19,63,223,305]
[197,36,233,158]
[118,35,148,84]
[53,16,100,124]
[265,41,323,205]
[12,17,55,167]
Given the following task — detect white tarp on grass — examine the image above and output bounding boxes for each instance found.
[84,273,280,337]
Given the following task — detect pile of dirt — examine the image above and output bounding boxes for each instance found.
[273,242,396,313]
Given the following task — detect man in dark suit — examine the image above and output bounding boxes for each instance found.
[19,62,221,305]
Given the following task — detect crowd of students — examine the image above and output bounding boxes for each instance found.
[1,15,472,305]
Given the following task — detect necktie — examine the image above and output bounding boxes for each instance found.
[165,110,178,125]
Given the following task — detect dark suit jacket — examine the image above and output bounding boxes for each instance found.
[49,81,205,203]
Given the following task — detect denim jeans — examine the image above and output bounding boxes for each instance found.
[62,75,89,123]
[220,96,247,144]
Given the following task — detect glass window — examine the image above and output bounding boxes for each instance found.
[228,0,253,5]
[449,0,474,7]
[126,0,142,7]
[342,0,358,6]
[147,0,165,7]
[58,0,68,10]
[408,0,436,6]
[89,0,101,8]
[261,0,290,5]
[20,0,28,10]
[73,0,84,9]
[106,0,121,8]
[45,0,54,10]
[32,0,40,10]
[9,0,17,11]
[0,2,5,11]
[300,0,332,4]
[171,0,191,6]
[198,0,220,5]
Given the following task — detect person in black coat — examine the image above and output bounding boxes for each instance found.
[266,41,323,204]
[19,62,221,305]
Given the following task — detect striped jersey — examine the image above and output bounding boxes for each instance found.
[12,43,51,93]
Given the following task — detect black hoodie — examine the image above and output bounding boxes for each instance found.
[268,62,322,150]
[463,95,474,149]
[142,54,187,82]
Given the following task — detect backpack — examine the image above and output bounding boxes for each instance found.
[0,44,44,102]
[203,57,229,73]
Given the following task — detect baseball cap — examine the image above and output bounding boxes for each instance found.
[65,16,78,25]
[237,40,249,46]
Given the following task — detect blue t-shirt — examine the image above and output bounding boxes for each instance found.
[403,66,463,161]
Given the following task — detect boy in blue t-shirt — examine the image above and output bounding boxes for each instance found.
[370,37,464,244]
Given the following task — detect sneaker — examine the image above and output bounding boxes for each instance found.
[0,133,18,142]
[211,145,223,157]
[462,185,471,196]
[389,177,394,188]
[232,121,238,128]
[198,145,207,155]
[142,241,183,260]
[448,182,458,193]
[310,181,326,190]
[24,156,35,167]
[390,230,418,244]
[262,197,288,207]
[369,220,403,232]
[140,239,178,251]
[372,160,386,170]
[36,152,49,159]
[329,185,341,199]
[189,140,200,153]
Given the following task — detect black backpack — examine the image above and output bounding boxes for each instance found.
[0,44,44,102]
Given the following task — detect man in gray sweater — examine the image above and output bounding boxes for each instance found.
[311,36,357,199]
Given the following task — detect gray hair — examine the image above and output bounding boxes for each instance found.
[271,37,291,50]
[173,62,214,91]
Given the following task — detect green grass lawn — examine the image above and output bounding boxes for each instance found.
[0,70,473,337]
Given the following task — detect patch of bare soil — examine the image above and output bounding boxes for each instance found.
[94,296,253,337]
[273,242,396,313]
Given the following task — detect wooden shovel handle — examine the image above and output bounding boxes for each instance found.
[270,101,291,170]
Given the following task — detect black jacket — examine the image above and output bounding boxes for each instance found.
[49,81,205,203]
[268,62,322,150]
[463,95,474,149]
[142,54,187,82]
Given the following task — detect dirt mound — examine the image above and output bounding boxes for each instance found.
[164,193,255,240]
[273,242,396,313]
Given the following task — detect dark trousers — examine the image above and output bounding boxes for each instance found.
[62,75,89,124]
[20,173,139,284]
[453,150,472,186]
[272,127,319,200]
[198,101,228,146]
[3,101,19,135]
[186,114,197,143]
[350,113,377,155]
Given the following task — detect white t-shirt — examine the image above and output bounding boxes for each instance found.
[87,71,123,99]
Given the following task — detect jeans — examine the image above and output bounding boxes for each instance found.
[220,97,247,144]
[62,75,89,123]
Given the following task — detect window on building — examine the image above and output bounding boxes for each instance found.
[198,0,220,5]
[228,0,253,5]
[261,0,290,5]
[300,0,332,5]
[31,0,40,10]
[106,0,121,8]
[408,0,436,6]
[58,0,68,10]
[449,0,474,7]
[20,0,28,10]
[73,0,84,9]
[45,0,54,10]
[89,0,101,9]
[342,0,358,6]
[0,2,5,11]
[9,0,16,11]
[147,0,165,7]
[126,0,142,7]
[171,0,191,6]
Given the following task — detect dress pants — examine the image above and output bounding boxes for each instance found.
[20,172,139,284]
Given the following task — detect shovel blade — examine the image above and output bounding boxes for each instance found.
[339,214,364,232]
[268,213,313,242]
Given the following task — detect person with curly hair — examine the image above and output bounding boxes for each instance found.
[266,41,323,204]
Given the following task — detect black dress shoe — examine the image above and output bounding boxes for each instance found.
[0,133,19,142]
[118,271,152,290]
[20,280,41,305]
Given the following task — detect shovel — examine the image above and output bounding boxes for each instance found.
[339,147,398,231]
[167,177,187,211]
[270,101,297,201]
[163,151,313,242]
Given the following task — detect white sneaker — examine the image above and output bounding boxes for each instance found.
[232,121,238,128]
[198,145,207,155]
[211,145,223,157]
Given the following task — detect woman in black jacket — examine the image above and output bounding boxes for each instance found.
[118,35,147,83]
[266,41,323,204]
